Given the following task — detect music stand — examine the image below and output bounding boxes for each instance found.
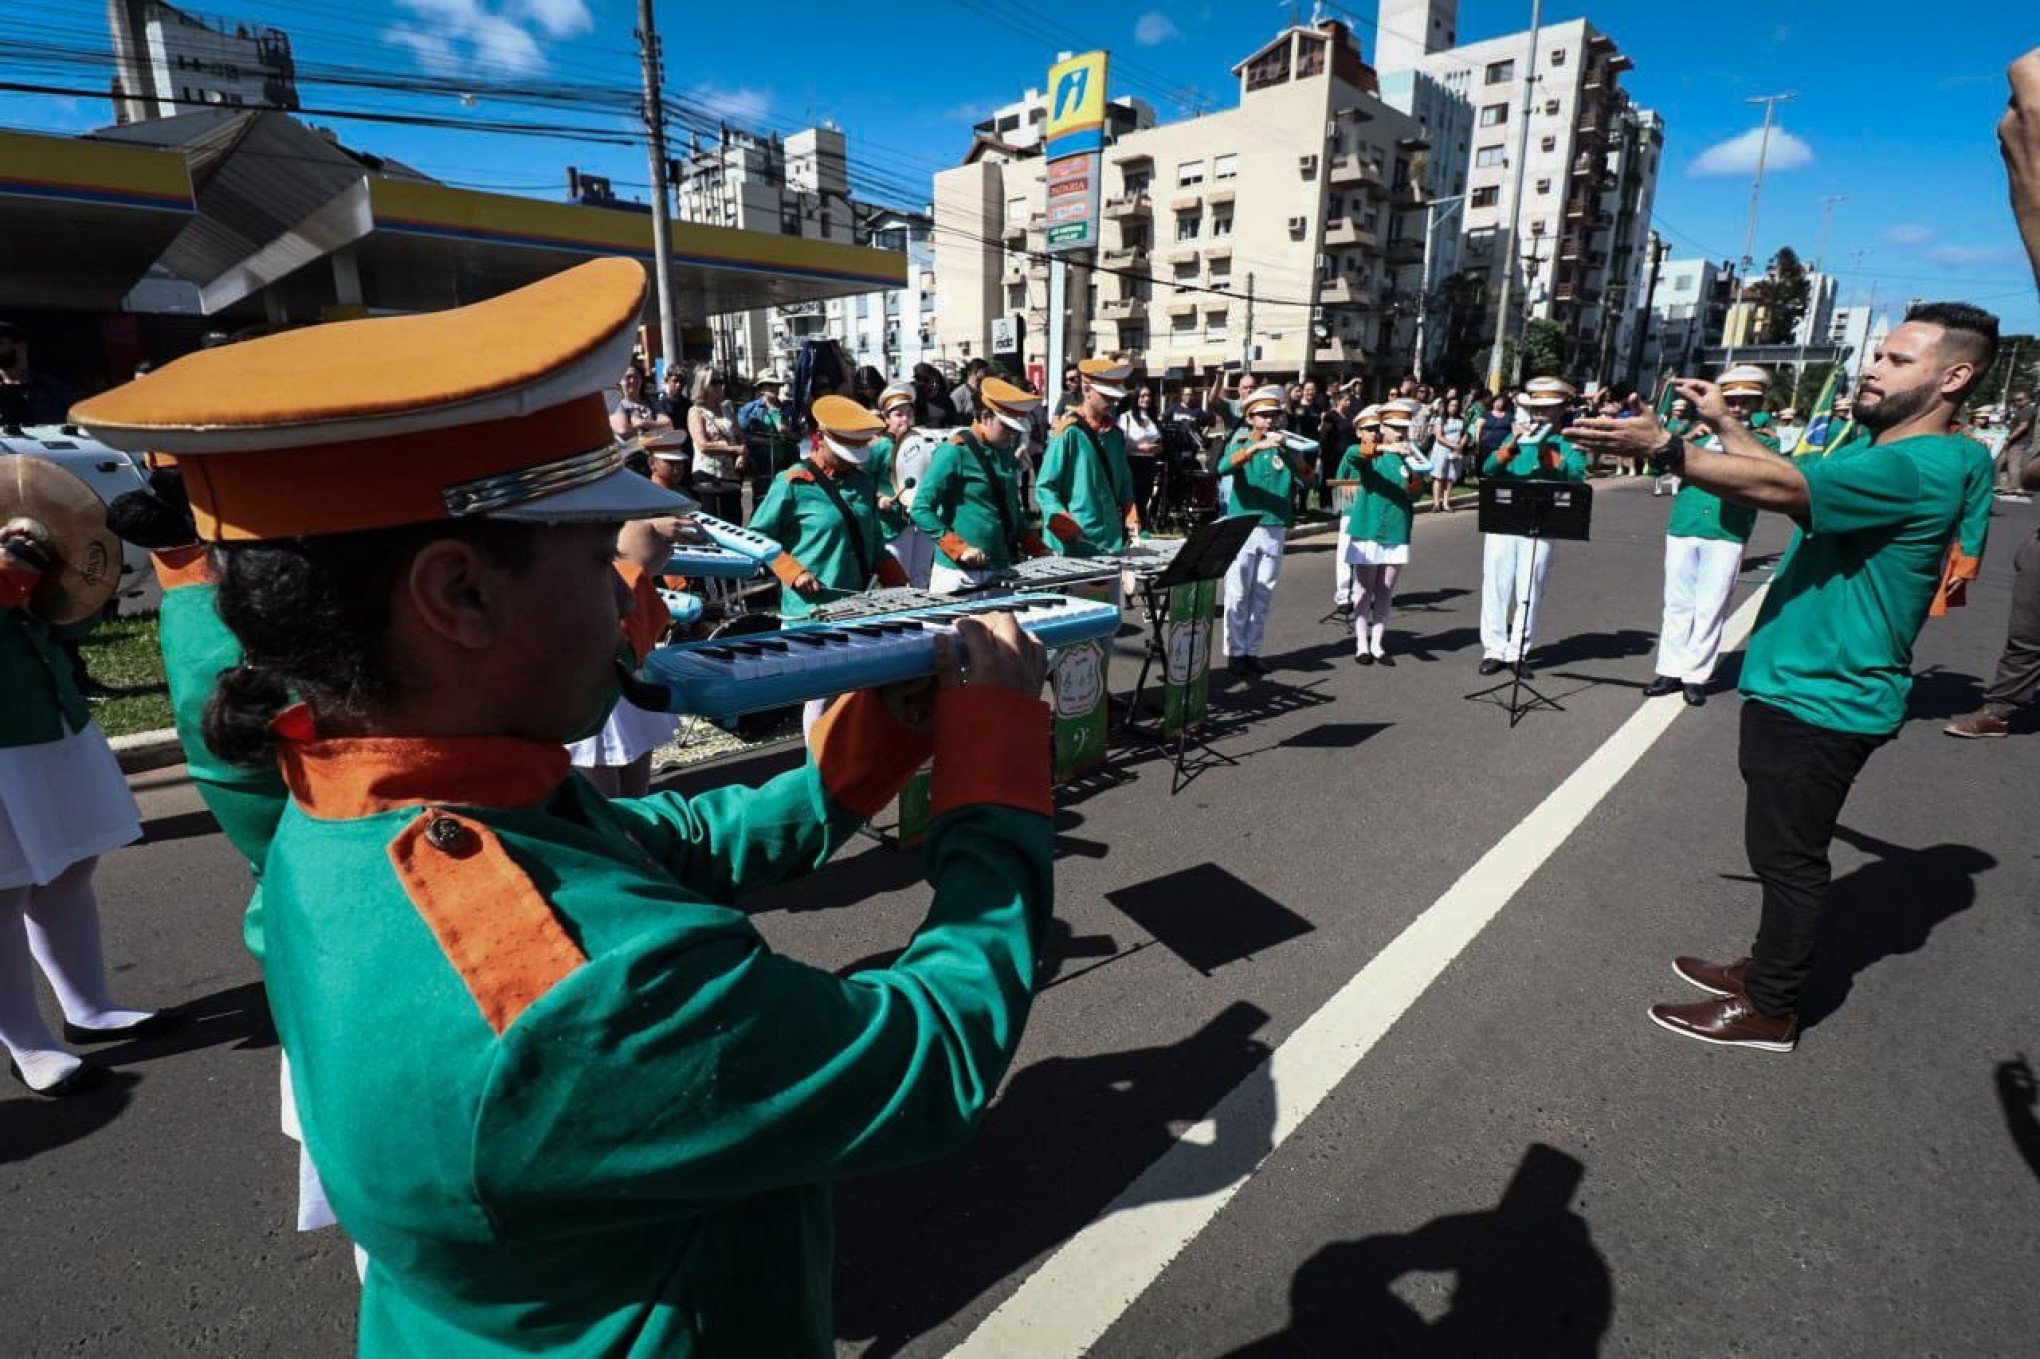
[1468,479,1593,728]
[1123,513,1259,791]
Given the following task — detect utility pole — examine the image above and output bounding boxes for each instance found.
[1628,232,1668,384]
[1413,195,1465,383]
[2002,337,2024,409]
[1814,193,1846,273]
[1485,0,1543,391]
[635,0,680,373]
[1724,90,1795,367]
[1242,271,1257,373]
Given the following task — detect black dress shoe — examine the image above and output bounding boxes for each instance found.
[1682,684,1708,707]
[1641,675,1682,698]
[1245,656,1269,674]
[63,1012,181,1046]
[1512,660,1535,680]
[1353,652,1374,667]
[9,1056,106,1097]
[1375,653,1395,668]
[1478,657,1505,677]
[1227,658,1252,678]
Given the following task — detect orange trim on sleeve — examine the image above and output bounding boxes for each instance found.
[1047,512,1085,545]
[930,686,1051,821]
[807,689,934,819]
[938,531,976,562]
[875,553,909,588]
[387,810,584,1036]
[150,543,215,590]
[1930,543,1982,618]
[770,551,810,588]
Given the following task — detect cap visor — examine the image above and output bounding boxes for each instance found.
[1090,383,1128,399]
[995,411,1031,432]
[490,465,696,523]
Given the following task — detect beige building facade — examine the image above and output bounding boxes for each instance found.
[933,21,1469,389]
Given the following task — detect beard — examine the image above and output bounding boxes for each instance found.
[1854,381,1936,432]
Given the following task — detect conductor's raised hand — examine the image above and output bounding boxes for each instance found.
[1673,377,1733,425]
[2005,49,2040,285]
[941,611,1048,698]
[1567,408,1664,457]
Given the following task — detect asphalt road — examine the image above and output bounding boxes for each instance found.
[4,481,2036,1358]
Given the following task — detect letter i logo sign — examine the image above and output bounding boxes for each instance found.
[1054,69,1088,122]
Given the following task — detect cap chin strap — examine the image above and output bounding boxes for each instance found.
[442,443,625,516]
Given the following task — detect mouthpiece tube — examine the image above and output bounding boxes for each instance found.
[614,656,672,713]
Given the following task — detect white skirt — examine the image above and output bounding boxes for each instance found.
[0,722,142,889]
[1346,539,1411,566]
[566,697,680,768]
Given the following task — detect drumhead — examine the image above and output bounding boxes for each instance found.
[894,427,955,507]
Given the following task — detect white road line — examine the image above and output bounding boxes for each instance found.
[953,584,1773,1358]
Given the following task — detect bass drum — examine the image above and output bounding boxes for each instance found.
[892,426,957,510]
[703,609,796,739]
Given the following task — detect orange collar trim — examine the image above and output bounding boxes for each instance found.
[272,703,570,819]
[151,543,215,590]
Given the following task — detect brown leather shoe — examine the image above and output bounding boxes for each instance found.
[1672,954,1750,997]
[1648,993,1797,1052]
[1944,709,2011,739]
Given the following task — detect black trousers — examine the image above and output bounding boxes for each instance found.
[1738,700,1889,1016]
[1983,531,2040,717]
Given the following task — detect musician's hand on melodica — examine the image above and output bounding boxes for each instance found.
[941,612,1047,698]
[791,571,825,601]
[956,545,990,570]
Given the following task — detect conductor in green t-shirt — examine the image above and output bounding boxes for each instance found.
[1570,302,2001,1053]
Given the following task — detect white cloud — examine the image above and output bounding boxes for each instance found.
[681,86,773,127]
[384,0,588,78]
[1687,126,1814,177]
[1134,10,1180,46]
[1925,243,2018,267]
[1884,224,1935,246]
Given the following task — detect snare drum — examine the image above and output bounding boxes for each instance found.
[892,427,952,511]
[1330,478,1361,516]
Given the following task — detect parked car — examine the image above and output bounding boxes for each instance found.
[0,423,151,605]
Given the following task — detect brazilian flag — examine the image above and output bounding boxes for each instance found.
[1794,365,1852,455]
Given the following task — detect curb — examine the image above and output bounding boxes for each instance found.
[111,728,186,775]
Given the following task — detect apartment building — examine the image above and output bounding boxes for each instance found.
[1399,9,1663,385]
[107,0,298,124]
[932,20,1467,387]
[827,208,937,379]
[1641,257,1736,376]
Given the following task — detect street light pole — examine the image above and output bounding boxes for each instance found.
[1413,194,1465,383]
[634,0,680,372]
[1724,90,1795,367]
[1485,0,1543,391]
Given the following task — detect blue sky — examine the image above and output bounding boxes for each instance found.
[5,0,2036,330]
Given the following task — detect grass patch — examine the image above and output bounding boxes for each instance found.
[77,612,172,739]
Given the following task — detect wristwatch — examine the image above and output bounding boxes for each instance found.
[1650,433,1686,476]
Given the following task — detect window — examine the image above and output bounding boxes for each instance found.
[1205,312,1228,343]
[1170,311,1196,338]
[1121,325,1148,350]
[1211,207,1234,237]
[1176,212,1201,242]
[1485,59,1516,84]
[1673,274,1694,291]
[1209,256,1232,285]
[1480,103,1509,127]
[1177,159,1205,186]
[1125,170,1152,195]
[1543,99,1561,115]
[1475,144,1506,168]
[1551,48,1567,66]
[1122,224,1151,251]
[1467,226,1498,252]
[1297,35,1326,78]
[1540,135,1557,153]
[1173,260,1199,284]
[1006,285,1025,311]
[1213,153,1238,181]
[1535,178,1551,194]
[997,115,1020,133]
[1008,196,1028,219]
[1471,186,1501,209]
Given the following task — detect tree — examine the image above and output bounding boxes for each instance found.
[1435,271,1490,388]
[1520,317,1571,379]
[1977,334,2040,411]
[1743,247,1812,346]
[1792,361,1841,415]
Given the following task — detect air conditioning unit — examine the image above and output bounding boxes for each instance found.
[1298,153,1319,175]
[1288,215,1308,233]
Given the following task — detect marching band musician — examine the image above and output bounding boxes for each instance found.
[1331,403,1381,621]
[73,257,1059,1354]
[1036,357,1141,556]
[1477,376,1589,677]
[869,381,934,587]
[1222,387,1317,676]
[1343,399,1429,667]
[1644,364,1782,707]
[910,375,1052,594]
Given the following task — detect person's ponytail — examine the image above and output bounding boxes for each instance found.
[202,662,293,768]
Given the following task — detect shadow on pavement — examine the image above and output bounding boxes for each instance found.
[1390,625,1483,663]
[1797,826,1995,1029]
[0,1070,140,1164]
[138,806,224,847]
[1222,1143,1611,1358]
[1531,629,1657,667]
[1390,587,1472,612]
[1904,666,1988,722]
[834,1001,1275,1357]
[1994,1054,2040,1185]
[1106,863,1314,974]
[100,980,276,1063]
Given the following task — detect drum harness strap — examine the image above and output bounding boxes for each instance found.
[798,457,877,586]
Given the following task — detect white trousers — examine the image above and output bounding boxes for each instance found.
[1656,535,1744,683]
[1224,525,1285,658]
[888,529,936,589]
[1332,521,1353,605]
[1479,533,1554,662]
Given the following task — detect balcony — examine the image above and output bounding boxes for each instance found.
[1385,236,1424,265]
[1314,337,1367,364]
[1170,191,1203,212]
[1001,220,1025,243]
[1205,186,1236,208]
[1002,263,1028,286]
[1324,216,1381,251]
[1553,282,1602,305]
[1319,277,1373,307]
[1100,246,1150,269]
[1114,148,1154,166]
[1104,192,1152,220]
[1101,297,1149,320]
